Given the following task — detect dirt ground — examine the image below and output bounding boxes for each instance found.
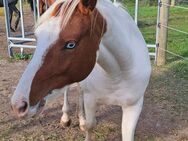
[0,9,188,141]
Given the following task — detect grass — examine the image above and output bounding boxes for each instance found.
[12,53,33,60]
[123,4,188,78]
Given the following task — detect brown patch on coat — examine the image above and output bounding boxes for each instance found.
[29,0,106,106]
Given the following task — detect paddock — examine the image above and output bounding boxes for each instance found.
[0,0,188,141]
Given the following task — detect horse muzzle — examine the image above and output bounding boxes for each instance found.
[11,98,46,118]
[11,100,29,118]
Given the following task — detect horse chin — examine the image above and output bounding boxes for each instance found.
[28,98,47,118]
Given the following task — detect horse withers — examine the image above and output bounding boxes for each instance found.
[11,0,151,140]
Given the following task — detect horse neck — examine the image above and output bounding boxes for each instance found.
[96,1,134,77]
[96,0,150,78]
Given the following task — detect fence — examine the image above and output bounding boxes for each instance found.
[3,0,39,56]
[156,0,188,65]
[4,0,187,64]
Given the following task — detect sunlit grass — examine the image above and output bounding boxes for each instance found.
[124,5,188,76]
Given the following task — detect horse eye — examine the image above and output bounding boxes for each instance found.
[64,41,76,49]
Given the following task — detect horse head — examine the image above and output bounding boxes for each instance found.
[11,0,106,118]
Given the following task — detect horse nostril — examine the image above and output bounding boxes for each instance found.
[18,101,28,114]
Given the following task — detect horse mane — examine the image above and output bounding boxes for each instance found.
[35,0,80,30]
[113,1,127,11]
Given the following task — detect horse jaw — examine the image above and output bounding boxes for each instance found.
[28,97,47,117]
[28,86,68,117]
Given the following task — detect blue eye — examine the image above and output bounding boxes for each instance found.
[64,41,76,49]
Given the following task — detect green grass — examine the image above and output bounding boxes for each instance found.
[124,4,188,77]
[13,53,33,60]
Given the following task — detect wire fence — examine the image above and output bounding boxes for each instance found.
[159,48,188,61]
[157,1,188,62]
[161,2,188,10]
[159,24,188,35]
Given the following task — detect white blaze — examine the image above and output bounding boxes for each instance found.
[11,17,61,110]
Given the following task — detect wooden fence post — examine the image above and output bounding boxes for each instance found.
[156,0,170,66]
[171,0,175,6]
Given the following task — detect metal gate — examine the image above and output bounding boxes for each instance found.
[3,0,39,56]
[3,0,159,59]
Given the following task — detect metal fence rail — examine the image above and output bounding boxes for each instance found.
[155,1,188,63]
[3,0,158,58]
[3,0,39,56]
[160,24,188,35]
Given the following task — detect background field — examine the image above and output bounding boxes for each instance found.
[125,2,188,81]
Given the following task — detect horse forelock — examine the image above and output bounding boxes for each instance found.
[35,0,107,39]
[60,0,80,29]
[35,0,59,28]
[35,0,80,30]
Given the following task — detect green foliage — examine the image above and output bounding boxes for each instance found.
[167,60,188,79]
[13,53,33,60]
[124,4,188,76]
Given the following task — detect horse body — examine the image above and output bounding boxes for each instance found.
[11,0,151,140]
[78,1,151,140]
[81,0,151,107]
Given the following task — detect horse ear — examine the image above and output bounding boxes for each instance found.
[79,0,97,14]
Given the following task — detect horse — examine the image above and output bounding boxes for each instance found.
[0,0,20,32]
[38,0,56,15]
[28,0,55,15]
[11,0,151,140]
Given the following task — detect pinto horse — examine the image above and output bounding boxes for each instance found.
[0,0,20,32]
[28,0,55,15]
[11,0,151,140]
